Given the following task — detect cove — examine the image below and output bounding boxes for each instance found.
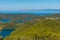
[0,29,15,38]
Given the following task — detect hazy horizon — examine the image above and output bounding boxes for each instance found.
[0,9,60,13]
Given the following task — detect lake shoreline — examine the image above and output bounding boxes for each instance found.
[0,29,15,38]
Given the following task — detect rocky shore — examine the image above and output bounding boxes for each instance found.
[0,36,3,40]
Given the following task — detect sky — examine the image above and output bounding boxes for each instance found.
[0,0,60,10]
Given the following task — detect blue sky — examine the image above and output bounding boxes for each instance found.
[0,0,60,10]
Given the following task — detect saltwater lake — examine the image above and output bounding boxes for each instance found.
[0,29,15,38]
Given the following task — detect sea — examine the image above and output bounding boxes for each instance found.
[0,29,15,38]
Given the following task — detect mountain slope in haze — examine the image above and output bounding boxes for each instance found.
[0,9,60,13]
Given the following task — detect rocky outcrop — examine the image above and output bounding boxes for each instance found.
[0,36,3,40]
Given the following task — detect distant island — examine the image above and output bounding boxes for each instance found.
[0,9,60,13]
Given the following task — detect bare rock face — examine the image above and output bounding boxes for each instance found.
[0,27,3,31]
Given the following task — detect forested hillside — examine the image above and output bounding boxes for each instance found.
[4,17,60,40]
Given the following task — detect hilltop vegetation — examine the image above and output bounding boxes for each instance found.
[4,17,60,40]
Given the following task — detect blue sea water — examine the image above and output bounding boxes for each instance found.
[16,20,23,23]
[0,9,60,13]
[1,19,11,23]
[24,17,32,21]
[0,29,15,38]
